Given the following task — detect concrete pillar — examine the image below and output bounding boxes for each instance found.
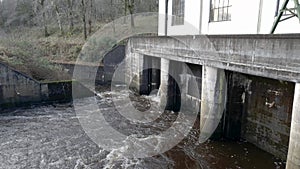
[126,52,144,92]
[160,58,170,109]
[286,83,300,169]
[199,66,227,143]
[150,57,161,92]
[179,63,188,108]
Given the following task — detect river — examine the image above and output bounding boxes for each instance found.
[0,86,285,169]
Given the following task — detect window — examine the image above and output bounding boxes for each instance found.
[210,0,232,22]
[172,0,185,25]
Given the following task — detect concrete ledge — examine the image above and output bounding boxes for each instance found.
[129,35,300,82]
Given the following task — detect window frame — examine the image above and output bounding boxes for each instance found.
[171,0,185,26]
[209,0,232,22]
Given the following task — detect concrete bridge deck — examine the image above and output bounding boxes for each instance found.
[130,34,300,82]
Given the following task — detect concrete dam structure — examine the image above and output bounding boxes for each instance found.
[124,34,300,168]
[0,62,93,109]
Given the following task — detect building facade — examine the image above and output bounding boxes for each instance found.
[158,0,300,35]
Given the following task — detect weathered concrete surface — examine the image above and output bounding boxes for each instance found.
[216,72,294,160]
[159,58,170,109]
[166,60,182,112]
[56,45,125,85]
[55,63,105,84]
[125,41,144,93]
[139,55,161,95]
[224,72,250,140]
[103,45,125,83]
[243,75,294,160]
[200,66,227,142]
[0,62,93,109]
[287,83,300,168]
[0,62,42,107]
[129,34,300,82]
[181,63,202,113]
[42,81,94,102]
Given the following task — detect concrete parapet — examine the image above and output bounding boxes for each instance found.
[129,35,300,82]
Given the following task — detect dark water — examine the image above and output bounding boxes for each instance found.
[0,88,285,169]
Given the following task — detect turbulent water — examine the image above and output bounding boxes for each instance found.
[0,88,285,169]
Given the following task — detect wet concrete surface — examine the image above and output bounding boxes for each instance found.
[0,87,286,169]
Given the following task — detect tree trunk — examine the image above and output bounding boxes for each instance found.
[67,0,74,31]
[128,0,135,28]
[40,0,49,37]
[124,0,128,23]
[81,0,87,40]
[54,4,63,35]
[110,0,116,34]
[88,0,93,35]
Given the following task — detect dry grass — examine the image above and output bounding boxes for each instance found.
[0,27,85,81]
[0,15,158,81]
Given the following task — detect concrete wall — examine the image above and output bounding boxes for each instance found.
[0,62,42,107]
[182,63,202,112]
[56,63,105,84]
[125,40,144,92]
[56,45,125,85]
[224,72,250,140]
[40,81,93,102]
[243,75,294,160]
[0,62,93,109]
[104,45,125,83]
[224,71,294,160]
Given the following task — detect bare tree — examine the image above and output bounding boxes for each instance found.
[37,0,49,37]
[128,0,135,27]
[51,0,63,35]
[0,0,158,38]
[67,0,74,31]
[81,0,87,40]
[110,0,116,33]
[0,0,5,27]
[88,0,94,35]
